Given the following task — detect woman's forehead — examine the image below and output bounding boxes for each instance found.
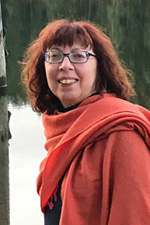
[47,46,94,54]
[52,37,90,46]
[51,42,90,49]
[46,40,92,51]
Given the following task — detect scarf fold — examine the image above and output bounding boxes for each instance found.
[36,94,150,213]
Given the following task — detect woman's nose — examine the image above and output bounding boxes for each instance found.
[59,56,74,71]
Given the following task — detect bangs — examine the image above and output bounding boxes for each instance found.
[43,22,93,50]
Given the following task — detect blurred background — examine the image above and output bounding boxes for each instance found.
[1,0,150,224]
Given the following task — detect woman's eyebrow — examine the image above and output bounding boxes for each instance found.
[49,47,61,51]
[49,47,82,52]
[71,48,82,52]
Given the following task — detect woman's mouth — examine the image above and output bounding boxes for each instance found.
[58,78,78,84]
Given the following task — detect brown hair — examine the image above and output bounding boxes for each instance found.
[21,19,135,114]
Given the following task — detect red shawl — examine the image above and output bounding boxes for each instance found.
[37,94,150,225]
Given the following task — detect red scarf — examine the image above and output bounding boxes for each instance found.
[37,94,150,224]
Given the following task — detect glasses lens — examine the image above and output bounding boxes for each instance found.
[70,51,87,63]
[45,51,63,63]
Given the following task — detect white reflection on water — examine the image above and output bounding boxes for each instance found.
[9,104,46,225]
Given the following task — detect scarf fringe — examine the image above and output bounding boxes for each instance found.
[46,185,58,210]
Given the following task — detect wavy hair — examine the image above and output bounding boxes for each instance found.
[21,19,135,114]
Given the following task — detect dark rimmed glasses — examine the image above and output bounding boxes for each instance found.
[43,50,96,64]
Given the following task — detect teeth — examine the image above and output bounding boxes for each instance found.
[59,79,76,84]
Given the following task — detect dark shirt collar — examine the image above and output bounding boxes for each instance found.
[58,93,99,112]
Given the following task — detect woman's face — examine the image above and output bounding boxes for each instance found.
[44,43,97,108]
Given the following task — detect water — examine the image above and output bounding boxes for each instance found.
[1,0,150,224]
[8,104,46,225]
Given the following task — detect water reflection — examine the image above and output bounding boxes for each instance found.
[9,104,46,225]
[1,0,150,224]
[2,0,150,109]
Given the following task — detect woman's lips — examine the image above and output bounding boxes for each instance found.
[58,78,78,84]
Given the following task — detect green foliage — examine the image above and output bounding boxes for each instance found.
[1,0,150,108]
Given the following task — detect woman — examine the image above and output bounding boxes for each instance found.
[21,19,150,225]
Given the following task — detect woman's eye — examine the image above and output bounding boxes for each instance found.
[73,53,85,58]
[51,53,61,58]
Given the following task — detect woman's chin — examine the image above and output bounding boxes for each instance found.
[60,96,80,108]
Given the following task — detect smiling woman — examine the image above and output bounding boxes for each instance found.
[21,19,150,225]
[21,19,134,114]
[44,44,97,107]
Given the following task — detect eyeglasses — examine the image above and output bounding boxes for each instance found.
[43,50,96,64]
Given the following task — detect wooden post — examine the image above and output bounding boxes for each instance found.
[0,2,10,225]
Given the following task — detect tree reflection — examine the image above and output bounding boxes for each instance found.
[1,0,150,109]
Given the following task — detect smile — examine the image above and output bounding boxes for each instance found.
[58,79,78,84]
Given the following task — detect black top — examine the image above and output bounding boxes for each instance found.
[44,180,62,225]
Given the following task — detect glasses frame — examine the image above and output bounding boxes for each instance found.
[43,50,96,64]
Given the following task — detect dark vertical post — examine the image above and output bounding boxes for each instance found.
[0,2,10,225]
